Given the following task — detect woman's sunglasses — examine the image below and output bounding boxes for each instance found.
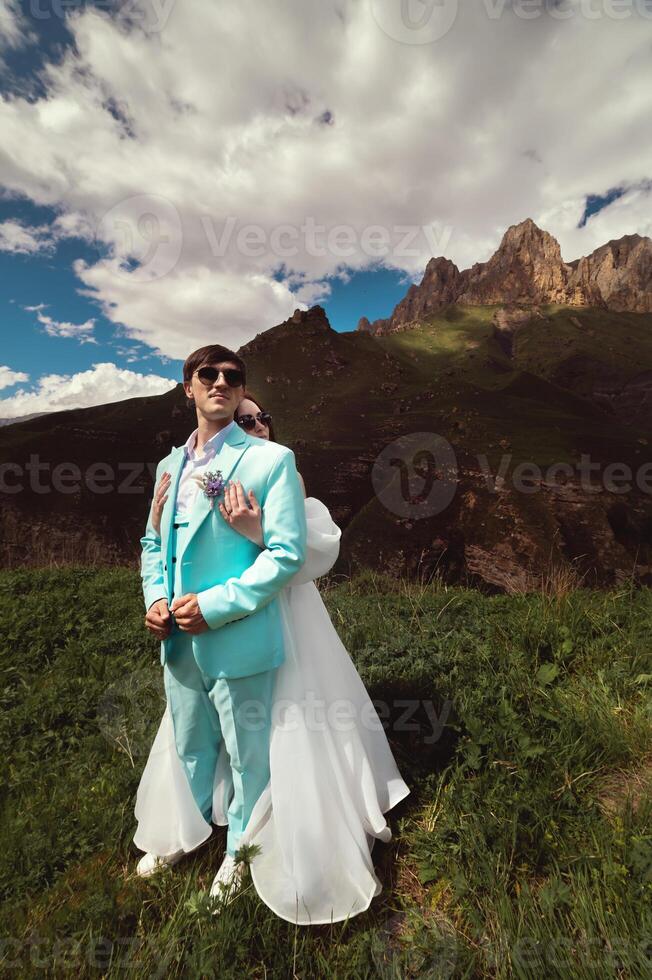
[236,411,272,430]
[196,366,245,387]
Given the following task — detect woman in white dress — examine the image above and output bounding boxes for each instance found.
[133,394,411,925]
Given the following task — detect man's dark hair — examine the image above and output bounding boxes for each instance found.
[183,344,247,408]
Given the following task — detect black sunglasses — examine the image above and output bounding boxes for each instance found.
[196,366,245,388]
[236,411,272,430]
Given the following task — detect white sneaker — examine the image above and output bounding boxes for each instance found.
[135,849,186,878]
[209,853,245,906]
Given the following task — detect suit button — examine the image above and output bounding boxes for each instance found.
[164,563,167,571]
[172,556,177,563]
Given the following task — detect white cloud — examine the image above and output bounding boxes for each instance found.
[538,183,652,262]
[33,308,98,344]
[0,220,54,255]
[0,364,29,390]
[0,0,31,55]
[73,256,318,359]
[0,0,650,350]
[0,215,94,255]
[0,361,177,417]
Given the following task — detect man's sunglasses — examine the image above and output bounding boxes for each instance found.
[236,411,272,430]
[196,366,245,387]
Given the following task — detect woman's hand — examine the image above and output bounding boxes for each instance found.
[151,471,171,536]
[219,480,264,547]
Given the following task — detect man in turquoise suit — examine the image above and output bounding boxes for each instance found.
[139,343,307,895]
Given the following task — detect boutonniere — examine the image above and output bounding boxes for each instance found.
[190,468,226,510]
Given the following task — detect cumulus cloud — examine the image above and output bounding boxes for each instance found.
[0,0,650,353]
[0,361,177,418]
[0,214,93,255]
[29,306,98,344]
[0,364,29,390]
[73,256,323,359]
[0,220,55,255]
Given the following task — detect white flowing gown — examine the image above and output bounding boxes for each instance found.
[133,496,411,925]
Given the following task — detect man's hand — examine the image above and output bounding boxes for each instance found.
[145,598,172,639]
[171,593,210,634]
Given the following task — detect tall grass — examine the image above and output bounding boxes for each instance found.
[1,568,650,978]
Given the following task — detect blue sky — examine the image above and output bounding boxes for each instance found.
[0,0,650,417]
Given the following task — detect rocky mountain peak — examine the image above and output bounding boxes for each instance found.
[500,216,555,248]
[239,304,334,356]
[569,234,652,313]
[286,305,333,331]
[356,219,652,333]
[457,217,577,306]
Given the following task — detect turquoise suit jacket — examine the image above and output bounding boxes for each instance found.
[140,421,307,678]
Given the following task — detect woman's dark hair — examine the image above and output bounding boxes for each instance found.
[183,344,247,409]
[234,390,277,443]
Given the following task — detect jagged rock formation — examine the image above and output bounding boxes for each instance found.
[357,219,652,333]
[241,305,334,354]
[568,233,652,313]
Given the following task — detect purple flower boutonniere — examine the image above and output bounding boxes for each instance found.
[192,468,226,510]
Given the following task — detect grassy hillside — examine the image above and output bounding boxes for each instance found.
[372,304,650,468]
[1,569,651,977]
[512,307,652,392]
[0,303,650,587]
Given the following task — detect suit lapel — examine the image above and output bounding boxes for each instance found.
[176,421,251,562]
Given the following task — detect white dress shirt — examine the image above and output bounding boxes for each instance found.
[174,419,237,519]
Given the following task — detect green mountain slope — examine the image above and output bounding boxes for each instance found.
[0,304,650,589]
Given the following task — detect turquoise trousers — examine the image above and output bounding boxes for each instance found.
[164,516,277,857]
